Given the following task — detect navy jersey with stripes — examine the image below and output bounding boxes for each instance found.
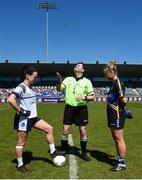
[107,78,125,109]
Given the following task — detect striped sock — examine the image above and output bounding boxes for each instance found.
[118,158,126,167]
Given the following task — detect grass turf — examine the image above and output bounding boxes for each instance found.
[0,102,142,179]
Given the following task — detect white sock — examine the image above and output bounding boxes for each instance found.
[17,157,23,167]
[49,143,56,154]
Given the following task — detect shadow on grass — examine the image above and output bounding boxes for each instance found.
[56,145,115,165]
[67,147,115,165]
[56,145,81,158]
[11,151,53,165]
[90,149,115,165]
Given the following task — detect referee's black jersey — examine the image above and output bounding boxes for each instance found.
[107,78,125,109]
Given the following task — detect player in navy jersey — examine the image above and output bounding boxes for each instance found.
[7,65,64,173]
[104,60,127,172]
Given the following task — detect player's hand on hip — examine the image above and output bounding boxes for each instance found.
[19,108,31,117]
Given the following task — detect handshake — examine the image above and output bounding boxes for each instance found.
[18,108,31,117]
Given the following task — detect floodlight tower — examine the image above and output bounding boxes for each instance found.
[36,2,57,63]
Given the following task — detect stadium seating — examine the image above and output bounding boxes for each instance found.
[93,87,109,97]
[0,88,13,99]
[0,86,142,98]
[136,88,142,95]
[125,87,140,96]
[0,85,142,103]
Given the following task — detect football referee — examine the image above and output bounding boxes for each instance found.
[57,62,95,161]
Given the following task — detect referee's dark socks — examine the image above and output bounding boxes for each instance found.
[80,140,87,155]
[80,140,91,161]
[80,135,91,161]
[61,134,69,152]
[80,135,87,154]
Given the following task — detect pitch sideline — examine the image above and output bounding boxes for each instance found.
[68,134,78,179]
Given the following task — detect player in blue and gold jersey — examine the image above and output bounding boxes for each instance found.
[104,60,127,172]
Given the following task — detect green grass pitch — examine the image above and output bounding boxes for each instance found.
[0,102,142,179]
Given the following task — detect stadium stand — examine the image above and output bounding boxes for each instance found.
[0,88,13,98]
[125,87,141,97]
[0,63,142,102]
[136,88,142,95]
[32,86,64,100]
[93,87,109,97]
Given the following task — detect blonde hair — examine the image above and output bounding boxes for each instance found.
[103,59,117,75]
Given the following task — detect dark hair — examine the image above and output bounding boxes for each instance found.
[76,62,85,69]
[20,65,37,82]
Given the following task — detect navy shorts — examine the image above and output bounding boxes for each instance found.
[107,105,126,129]
[14,113,41,132]
[63,105,88,126]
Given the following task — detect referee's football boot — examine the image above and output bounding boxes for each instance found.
[110,164,126,172]
[17,165,31,173]
[81,152,91,161]
[80,141,91,161]
[51,150,66,158]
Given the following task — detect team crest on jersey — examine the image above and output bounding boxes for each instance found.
[19,119,27,131]
[21,122,25,127]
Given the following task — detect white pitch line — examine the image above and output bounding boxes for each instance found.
[68,134,78,180]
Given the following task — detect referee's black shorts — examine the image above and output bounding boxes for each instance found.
[63,105,88,126]
[107,105,126,129]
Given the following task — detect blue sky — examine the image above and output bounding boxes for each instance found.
[0,0,142,64]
